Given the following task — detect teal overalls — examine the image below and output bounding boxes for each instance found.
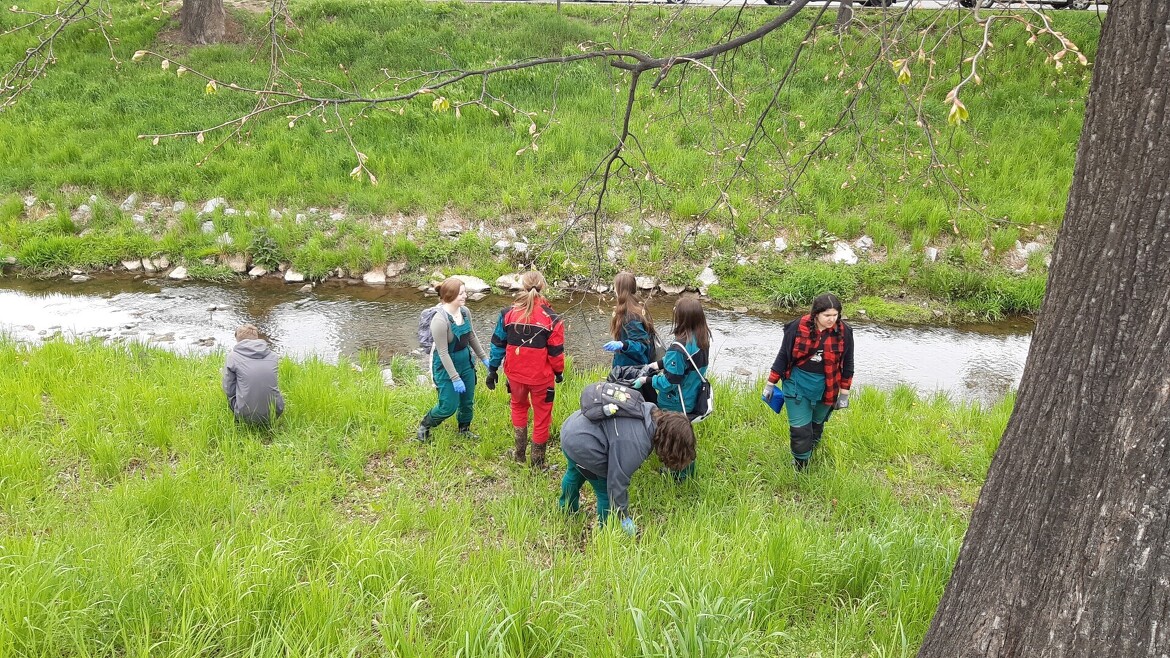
[424,309,477,428]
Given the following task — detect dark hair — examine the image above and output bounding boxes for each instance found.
[609,271,656,341]
[438,277,465,303]
[811,293,843,317]
[671,296,711,352]
[650,408,696,470]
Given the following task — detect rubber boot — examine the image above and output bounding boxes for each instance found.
[458,424,479,440]
[416,422,432,443]
[792,456,809,472]
[530,441,547,470]
[513,426,528,463]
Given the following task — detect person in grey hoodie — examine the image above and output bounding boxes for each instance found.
[222,324,285,426]
[558,391,695,535]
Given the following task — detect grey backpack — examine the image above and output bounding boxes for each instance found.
[580,382,647,423]
[417,304,443,351]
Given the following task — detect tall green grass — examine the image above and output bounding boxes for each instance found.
[0,339,1012,656]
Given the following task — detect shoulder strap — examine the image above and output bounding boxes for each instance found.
[671,341,708,384]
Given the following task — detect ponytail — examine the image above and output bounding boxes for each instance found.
[513,271,547,318]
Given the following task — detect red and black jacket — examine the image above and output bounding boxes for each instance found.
[768,314,854,405]
[488,299,565,386]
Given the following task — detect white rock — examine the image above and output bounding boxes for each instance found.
[854,235,874,252]
[924,247,940,262]
[224,208,239,217]
[593,283,609,294]
[122,259,142,271]
[506,228,517,239]
[492,240,512,253]
[635,276,657,290]
[437,219,462,236]
[453,275,490,294]
[1020,241,1044,256]
[132,214,146,224]
[299,284,313,293]
[120,193,138,211]
[76,204,91,216]
[829,242,858,265]
[384,261,408,279]
[495,273,523,291]
[23,195,36,207]
[149,202,163,211]
[468,292,487,302]
[70,274,90,283]
[697,266,719,288]
[284,269,306,283]
[773,237,788,252]
[155,256,170,269]
[381,367,396,387]
[513,242,529,255]
[736,256,749,266]
[308,207,320,214]
[172,201,187,213]
[660,283,686,295]
[201,221,215,234]
[606,248,617,261]
[269,209,282,220]
[168,266,188,280]
[330,212,346,222]
[295,214,306,223]
[142,259,158,273]
[225,254,248,273]
[362,269,387,286]
[415,217,427,229]
[248,266,268,277]
[202,198,226,214]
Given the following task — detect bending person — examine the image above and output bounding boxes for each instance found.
[764,293,855,471]
[222,324,285,426]
[559,394,695,535]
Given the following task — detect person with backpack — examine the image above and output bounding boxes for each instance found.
[636,296,711,479]
[763,293,855,471]
[416,277,489,443]
[559,382,696,535]
[485,271,565,468]
[602,271,659,403]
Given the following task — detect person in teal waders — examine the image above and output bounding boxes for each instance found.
[763,293,855,471]
[417,277,490,442]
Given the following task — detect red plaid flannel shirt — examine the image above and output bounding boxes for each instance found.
[768,314,853,406]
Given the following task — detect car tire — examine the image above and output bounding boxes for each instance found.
[958,0,976,7]
[860,0,895,6]
[763,0,792,5]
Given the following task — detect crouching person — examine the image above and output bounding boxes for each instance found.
[222,324,285,426]
[558,383,695,534]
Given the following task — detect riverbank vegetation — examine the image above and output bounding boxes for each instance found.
[0,2,1098,319]
[0,338,1011,656]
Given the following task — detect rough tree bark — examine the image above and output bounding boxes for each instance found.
[180,0,225,46]
[835,0,853,34]
[918,1,1170,656]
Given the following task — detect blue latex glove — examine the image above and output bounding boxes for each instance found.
[603,340,624,353]
[452,379,467,394]
[632,376,647,390]
[621,517,637,537]
[481,358,490,368]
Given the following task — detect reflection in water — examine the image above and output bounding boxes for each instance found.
[1,277,1032,405]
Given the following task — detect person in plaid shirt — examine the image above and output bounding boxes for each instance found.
[763,293,855,471]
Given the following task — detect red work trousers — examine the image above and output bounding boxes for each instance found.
[509,379,555,445]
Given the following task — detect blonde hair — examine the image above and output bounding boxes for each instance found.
[235,324,260,341]
[512,270,547,318]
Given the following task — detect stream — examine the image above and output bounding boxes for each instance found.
[0,277,1032,405]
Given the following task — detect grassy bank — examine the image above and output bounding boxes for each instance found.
[0,1,1098,319]
[0,339,1011,656]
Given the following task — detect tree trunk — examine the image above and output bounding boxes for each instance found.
[835,0,854,35]
[180,0,225,46]
[918,1,1170,656]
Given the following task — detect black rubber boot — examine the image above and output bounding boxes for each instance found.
[416,415,434,443]
[530,441,547,470]
[457,424,479,440]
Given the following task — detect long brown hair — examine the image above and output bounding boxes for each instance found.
[671,296,711,352]
[512,270,547,318]
[609,272,656,341]
[650,408,696,470]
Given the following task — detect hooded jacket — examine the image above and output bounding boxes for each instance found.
[222,338,285,424]
[559,401,656,517]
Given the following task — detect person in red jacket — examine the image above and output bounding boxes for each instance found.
[486,271,565,468]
